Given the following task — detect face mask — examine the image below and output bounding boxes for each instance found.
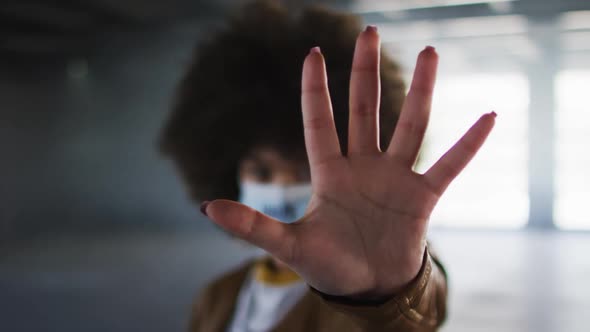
[238,181,312,223]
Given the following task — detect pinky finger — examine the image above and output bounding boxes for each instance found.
[424,112,496,196]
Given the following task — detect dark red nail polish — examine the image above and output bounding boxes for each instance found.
[425,45,435,52]
[309,46,321,54]
[491,111,497,118]
[200,200,210,216]
[366,25,378,32]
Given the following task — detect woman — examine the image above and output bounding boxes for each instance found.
[158,1,495,331]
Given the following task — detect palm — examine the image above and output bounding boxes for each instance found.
[203,26,495,298]
[289,157,439,296]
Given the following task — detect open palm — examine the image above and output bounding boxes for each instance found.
[202,26,495,298]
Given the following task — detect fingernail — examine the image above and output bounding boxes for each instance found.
[365,25,378,32]
[491,111,497,118]
[425,45,435,51]
[200,200,210,216]
[309,46,321,54]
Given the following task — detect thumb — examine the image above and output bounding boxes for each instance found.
[201,199,295,260]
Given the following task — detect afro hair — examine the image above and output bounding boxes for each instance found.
[158,0,406,203]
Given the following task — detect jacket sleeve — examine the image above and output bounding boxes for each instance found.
[310,246,448,332]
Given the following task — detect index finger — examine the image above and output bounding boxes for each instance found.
[301,47,342,171]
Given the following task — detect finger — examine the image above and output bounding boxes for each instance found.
[348,25,381,155]
[203,199,296,260]
[424,112,496,195]
[387,46,438,166]
[301,47,342,172]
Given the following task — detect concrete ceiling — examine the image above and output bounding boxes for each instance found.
[1,0,589,58]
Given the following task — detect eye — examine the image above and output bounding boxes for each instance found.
[250,165,272,182]
[298,171,309,182]
[298,166,311,182]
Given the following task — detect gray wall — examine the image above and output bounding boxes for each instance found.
[0,23,217,240]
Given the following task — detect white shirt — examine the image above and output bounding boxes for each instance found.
[226,269,308,332]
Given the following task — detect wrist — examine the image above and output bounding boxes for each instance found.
[311,247,430,305]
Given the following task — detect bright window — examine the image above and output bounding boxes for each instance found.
[415,73,529,228]
[555,70,590,230]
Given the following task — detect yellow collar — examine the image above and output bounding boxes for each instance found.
[253,256,301,286]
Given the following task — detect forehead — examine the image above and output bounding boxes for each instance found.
[244,145,308,167]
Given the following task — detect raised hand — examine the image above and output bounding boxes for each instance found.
[201,26,495,298]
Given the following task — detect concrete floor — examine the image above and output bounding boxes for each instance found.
[1,230,589,332]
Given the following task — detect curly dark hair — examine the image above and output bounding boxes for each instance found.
[158,0,406,203]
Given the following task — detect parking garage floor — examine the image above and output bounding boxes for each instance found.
[1,230,589,332]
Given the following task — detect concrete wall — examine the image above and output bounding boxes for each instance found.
[0,23,217,240]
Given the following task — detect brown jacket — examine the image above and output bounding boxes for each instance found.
[189,248,447,332]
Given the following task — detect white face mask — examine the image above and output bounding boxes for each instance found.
[238,181,312,223]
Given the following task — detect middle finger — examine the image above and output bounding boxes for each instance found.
[348,25,381,156]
